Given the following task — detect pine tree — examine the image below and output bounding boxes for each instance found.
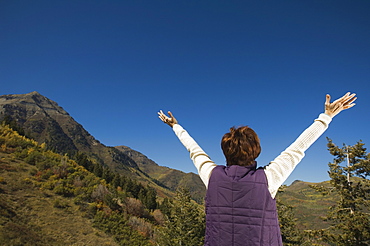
[92,163,103,177]
[102,167,113,183]
[159,197,172,218]
[156,188,205,246]
[143,186,157,210]
[310,138,370,246]
[112,173,121,188]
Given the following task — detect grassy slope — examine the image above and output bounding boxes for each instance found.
[277,180,337,230]
[0,152,118,246]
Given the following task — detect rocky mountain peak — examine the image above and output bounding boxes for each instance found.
[28,91,41,96]
[0,91,69,120]
[0,91,140,167]
[0,92,91,154]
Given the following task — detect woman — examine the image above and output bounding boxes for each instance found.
[158,92,356,246]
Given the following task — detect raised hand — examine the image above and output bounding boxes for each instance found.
[158,110,178,127]
[325,92,357,118]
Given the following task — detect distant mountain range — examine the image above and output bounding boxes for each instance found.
[0,91,206,201]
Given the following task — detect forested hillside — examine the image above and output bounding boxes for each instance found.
[0,123,207,245]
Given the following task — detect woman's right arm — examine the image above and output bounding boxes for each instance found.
[158,110,216,188]
[172,124,217,188]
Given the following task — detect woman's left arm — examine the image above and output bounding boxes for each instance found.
[265,92,356,198]
[264,113,331,198]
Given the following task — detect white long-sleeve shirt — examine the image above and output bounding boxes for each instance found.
[172,113,332,198]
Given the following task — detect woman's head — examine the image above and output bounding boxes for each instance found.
[221,126,261,167]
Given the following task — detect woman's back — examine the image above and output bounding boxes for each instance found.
[205,165,282,246]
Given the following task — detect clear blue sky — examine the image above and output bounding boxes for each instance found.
[1,0,369,185]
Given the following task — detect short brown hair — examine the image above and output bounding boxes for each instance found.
[221,126,261,167]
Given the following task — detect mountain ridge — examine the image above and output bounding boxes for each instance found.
[115,145,206,203]
[0,91,205,200]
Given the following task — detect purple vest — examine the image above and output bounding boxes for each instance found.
[204,164,282,246]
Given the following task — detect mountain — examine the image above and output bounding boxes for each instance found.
[0,91,204,200]
[116,146,206,203]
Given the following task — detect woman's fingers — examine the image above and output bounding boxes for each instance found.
[325,92,356,117]
[158,110,168,122]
